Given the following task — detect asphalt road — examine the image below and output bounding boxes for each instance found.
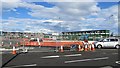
[1,48,120,68]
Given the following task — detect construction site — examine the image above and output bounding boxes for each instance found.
[0,30,120,68]
[1,0,120,68]
[0,30,110,52]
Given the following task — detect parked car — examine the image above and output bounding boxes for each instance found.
[95,37,120,49]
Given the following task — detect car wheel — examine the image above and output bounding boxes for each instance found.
[115,45,120,49]
[97,44,102,49]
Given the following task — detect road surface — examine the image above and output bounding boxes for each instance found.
[1,48,120,68]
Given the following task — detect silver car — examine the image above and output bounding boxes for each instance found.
[95,37,120,49]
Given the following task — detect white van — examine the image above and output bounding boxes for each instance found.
[95,37,120,49]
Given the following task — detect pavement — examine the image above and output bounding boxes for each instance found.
[1,48,120,68]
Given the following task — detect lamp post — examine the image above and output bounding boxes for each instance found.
[23,30,27,52]
[59,17,63,40]
[38,30,41,48]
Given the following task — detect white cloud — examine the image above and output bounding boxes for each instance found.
[98,5,118,18]
[1,0,100,21]
[2,18,64,33]
[1,0,21,2]
[28,2,101,21]
[2,13,118,34]
[2,0,21,9]
[44,0,96,2]
[42,19,63,22]
[1,1,118,34]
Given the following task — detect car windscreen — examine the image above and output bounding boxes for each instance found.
[115,39,118,41]
[98,39,104,42]
[110,39,118,42]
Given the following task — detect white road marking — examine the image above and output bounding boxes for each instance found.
[28,50,56,53]
[112,53,118,55]
[65,57,109,63]
[100,66,113,68]
[102,53,106,54]
[64,54,82,57]
[116,61,120,64]
[5,64,37,68]
[41,54,82,59]
[41,55,60,58]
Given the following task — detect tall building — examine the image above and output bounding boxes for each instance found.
[44,32,61,40]
[62,30,110,41]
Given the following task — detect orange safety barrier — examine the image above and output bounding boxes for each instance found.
[20,39,84,47]
[40,41,83,47]
[20,39,96,52]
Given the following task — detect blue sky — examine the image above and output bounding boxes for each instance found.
[2,2,118,19]
[97,2,118,9]
[33,2,55,8]
[1,0,118,35]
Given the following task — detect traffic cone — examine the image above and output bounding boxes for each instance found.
[85,44,88,51]
[15,42,18,46]
[12,46,16,55]
[60,46,64,52]
[88,44,92,51]
[78,45,83,51]
[78,45,81,51]
[91,44,95,51]
[2,42,4,46]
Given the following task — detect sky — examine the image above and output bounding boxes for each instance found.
[0,0,119,35]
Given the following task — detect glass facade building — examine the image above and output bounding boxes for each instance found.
[62,30,110,41]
